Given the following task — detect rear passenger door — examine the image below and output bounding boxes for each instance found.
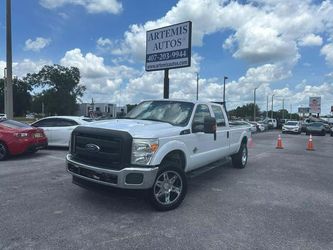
[211,105,230,156]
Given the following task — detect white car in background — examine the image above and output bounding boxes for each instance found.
[31,116,93,146]
[0,113,7,119]
[282,121,301,134]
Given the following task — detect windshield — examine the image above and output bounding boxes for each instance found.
[286,121,298,126]
[0,119,31,129]
[125,101,194,126]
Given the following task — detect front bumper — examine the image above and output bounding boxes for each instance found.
[66,154,158,189]
[282,127,300,133]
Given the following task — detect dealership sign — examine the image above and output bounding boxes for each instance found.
[309,97,321,114]
[145,21,192,71]
[298,107,310,113]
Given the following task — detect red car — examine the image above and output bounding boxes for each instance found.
[0,119,48,160]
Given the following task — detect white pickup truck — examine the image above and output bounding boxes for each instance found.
[66,100,251,210]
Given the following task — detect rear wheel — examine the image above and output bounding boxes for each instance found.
[0,142,8,161]
[232,143,248,169]
[149,163,187,211]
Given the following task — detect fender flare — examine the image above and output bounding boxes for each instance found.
[150,140,188,168]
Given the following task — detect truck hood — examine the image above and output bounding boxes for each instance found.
[84,119,183,138]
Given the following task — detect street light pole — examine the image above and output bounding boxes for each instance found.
[282,98,285,120]
[223,76,228,110]
[196,72,199,101]
[253,87,258,121]
[271,94,275,120]
[5,0,13,119]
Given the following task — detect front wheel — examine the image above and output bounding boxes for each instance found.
[149,164,187,211]
[0,142,8,161]
[232,143,248,169]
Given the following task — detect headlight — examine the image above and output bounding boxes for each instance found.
[14,132,29,138]
[131,138,159,165]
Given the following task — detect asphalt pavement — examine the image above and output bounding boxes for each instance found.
[1,131,333,250]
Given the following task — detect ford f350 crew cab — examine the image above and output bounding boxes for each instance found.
[66,100,251,210]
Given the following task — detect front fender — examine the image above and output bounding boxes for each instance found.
[150,140,188,168]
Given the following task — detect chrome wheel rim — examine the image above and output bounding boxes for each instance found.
[241,147,247,166]
[0,144,6,159]
[154,170,183,205]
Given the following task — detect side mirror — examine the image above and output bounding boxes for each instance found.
[204,117,217,134]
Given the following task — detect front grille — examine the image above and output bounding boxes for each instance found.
[71,126,132,170]
[68,163,117,184]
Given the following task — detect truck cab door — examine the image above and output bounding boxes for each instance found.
[186,104,219,171]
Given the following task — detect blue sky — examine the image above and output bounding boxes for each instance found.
[1,0,333,114]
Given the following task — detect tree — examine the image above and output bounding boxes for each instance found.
[228,103,260,120]
[25,64,85,115]
[0,78,32,116]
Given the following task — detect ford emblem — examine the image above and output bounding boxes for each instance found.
[85,143,100,153]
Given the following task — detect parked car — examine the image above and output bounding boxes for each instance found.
[305,122,326,136]
[0,119,47,160]
[264,118,277,129]
[25,113,35,119]
[257,121,269,131]
[31,116,93,147]
[67,99,251,211]
[230,121,255,133]
[0,113,7,119]
[250,121,266,132]
[278,119,288,129]
[323,123,331,134]
[282,121,301,134]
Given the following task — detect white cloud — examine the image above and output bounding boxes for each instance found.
[24,37,51,52]
[0,59,52,78]
[299,34,323,46]
[39,0,123,14]
[61,48,109,78]
[321,43,333,66]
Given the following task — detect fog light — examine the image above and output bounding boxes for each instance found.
[125,173,144,184]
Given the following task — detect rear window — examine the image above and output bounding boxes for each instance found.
[0,119,31,129]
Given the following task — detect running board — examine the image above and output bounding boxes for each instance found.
[187,157,230,178]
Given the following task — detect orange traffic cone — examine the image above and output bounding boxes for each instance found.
[306,134,314,151]
[248,137,254,148]
[276,134,284,149]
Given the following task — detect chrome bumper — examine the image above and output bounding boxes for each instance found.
[66,154,158,189]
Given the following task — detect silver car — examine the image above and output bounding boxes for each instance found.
[282,121,301,134]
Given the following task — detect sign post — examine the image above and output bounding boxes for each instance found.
[146,21,192,99]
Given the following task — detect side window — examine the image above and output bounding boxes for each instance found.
[212,105,226,127]
[192,104,211,132]
[32,118,56,127]
[54,119,78,127]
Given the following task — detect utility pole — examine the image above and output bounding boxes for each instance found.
[223,76,228,110]
[5,0,13,119]
[290,104,292,120]
[253,87,258,121]
[196,72,199,101]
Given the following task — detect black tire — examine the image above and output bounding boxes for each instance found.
[306,132,309,135]
[149,163,187,211]
[0,142,9,161]
[232,143,248,169]
[321,130,326,136]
